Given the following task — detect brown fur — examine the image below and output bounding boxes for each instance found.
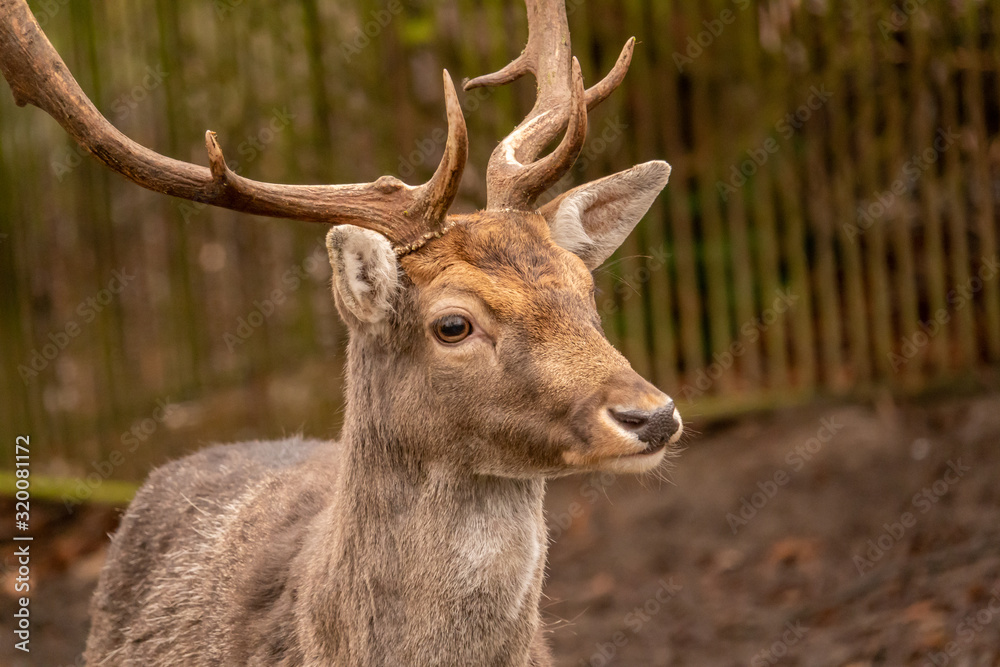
[84,207,679,666]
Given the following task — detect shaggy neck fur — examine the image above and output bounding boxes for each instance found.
[295,333,549,665]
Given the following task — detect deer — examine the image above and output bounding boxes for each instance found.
[0,0,682,664]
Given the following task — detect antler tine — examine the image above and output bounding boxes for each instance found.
[0,0,466,251]
[411,71,469,225]
[584,38,635,109]
[465,35,635,113]
[491,57,587,208]
[465,0,635,210]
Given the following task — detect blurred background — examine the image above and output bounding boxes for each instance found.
[1,0,999,665]
[0,0,998,479]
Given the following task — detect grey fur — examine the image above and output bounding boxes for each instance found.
[85,433,549,665]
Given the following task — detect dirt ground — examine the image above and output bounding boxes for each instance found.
[3,392,999,666]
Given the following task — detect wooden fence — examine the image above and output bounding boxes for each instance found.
[1,0,998,482]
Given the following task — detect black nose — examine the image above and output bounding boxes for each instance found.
[610,402,679,447]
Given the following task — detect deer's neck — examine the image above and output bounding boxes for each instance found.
[299,343,548,664]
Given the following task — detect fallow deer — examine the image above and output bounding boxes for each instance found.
[0,0,682,663]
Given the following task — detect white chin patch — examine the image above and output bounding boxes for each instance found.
[588,409,679,474]
[603,447,668,474]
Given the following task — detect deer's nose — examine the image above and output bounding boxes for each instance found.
[609,401,680,447]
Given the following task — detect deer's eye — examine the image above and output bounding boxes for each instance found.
[433,315,472,344]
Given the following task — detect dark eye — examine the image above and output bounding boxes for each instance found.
[433,314,472,344]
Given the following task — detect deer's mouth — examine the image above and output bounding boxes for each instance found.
[557,375,683,474]
[560,408,682,473]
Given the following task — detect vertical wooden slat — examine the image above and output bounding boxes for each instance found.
[70,0,125,465]
[881,41,921,389]
[634,39,680,390]
[285,7,325,381]
[750,165,790,392]
[0,94,25,470]
[21,125,59,464]
[828,51,873,387]
[774,155,816,393]
[743,117,789,393]
[965,5,1000,361]
[629,0,680,391]
[938,63,974,373]
[776,12,819,395]
[151,0,206,397]
[721,5,763,393]
[855,6,894,382]
[607,0,651,380]
[908,16,950,378]
[688,6,734,394]
[723,192,760,389]
[651,2,704,392]
[299,0,334,154]
[654,1,703,392]
[803,117,844,391]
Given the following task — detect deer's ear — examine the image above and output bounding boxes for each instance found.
[326,225,399,326]
[539,161,670,270]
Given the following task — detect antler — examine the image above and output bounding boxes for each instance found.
[465,0,634,211]
[0,0,467,253]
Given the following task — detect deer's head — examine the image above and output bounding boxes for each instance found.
[325,2,681,477]
[0,0,681,477]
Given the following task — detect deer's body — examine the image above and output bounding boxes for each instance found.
[1,1,684,664]
[86,439,550,665]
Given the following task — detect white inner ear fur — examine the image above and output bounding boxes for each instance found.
[544,160,671,270]
[549,190,599,256]
[326,226,398,325]
[343,248,372,298]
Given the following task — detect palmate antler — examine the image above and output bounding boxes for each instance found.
[465,0,635,211]
[0,0,466,255]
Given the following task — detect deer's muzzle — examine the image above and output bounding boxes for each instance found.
[609,401,681,451]
[564,368,683,471]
